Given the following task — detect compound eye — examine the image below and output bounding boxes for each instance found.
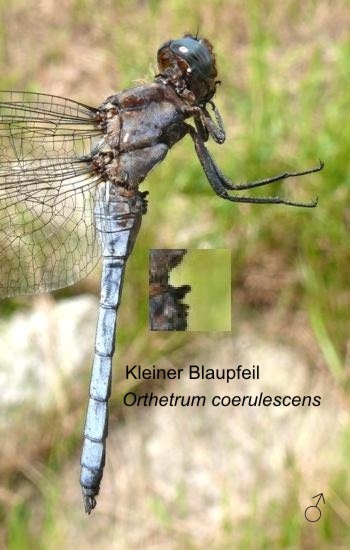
[169,37,213,79]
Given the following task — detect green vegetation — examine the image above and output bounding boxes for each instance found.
[170,249,232,331]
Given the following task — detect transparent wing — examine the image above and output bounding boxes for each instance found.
[0,91,104,297]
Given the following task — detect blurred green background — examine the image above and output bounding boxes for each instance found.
[0,0,350,548]
[170,249,232,331]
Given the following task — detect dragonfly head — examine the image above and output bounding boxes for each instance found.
[157,34,218,105]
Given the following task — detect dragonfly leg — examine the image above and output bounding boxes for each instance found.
[187,124,322,207]
[187,103,226,144]
[198,101,226,144]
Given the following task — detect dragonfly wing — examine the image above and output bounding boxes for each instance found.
[0,91,104,297]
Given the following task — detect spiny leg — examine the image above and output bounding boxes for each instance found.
[220,161,324,192]
[187,124,323,207]
[191,103,226,144]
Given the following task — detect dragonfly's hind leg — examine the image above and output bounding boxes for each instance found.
[187,124,323,207]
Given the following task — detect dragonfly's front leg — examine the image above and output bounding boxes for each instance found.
[187,103,226,144]
[186,124,323,207]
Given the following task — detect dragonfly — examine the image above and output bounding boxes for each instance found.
[149,249,190,330]
[0,34,323,513]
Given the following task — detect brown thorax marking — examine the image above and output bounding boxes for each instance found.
[93,101,130,187]
[95,102,118,130]
[90,150,129,189]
